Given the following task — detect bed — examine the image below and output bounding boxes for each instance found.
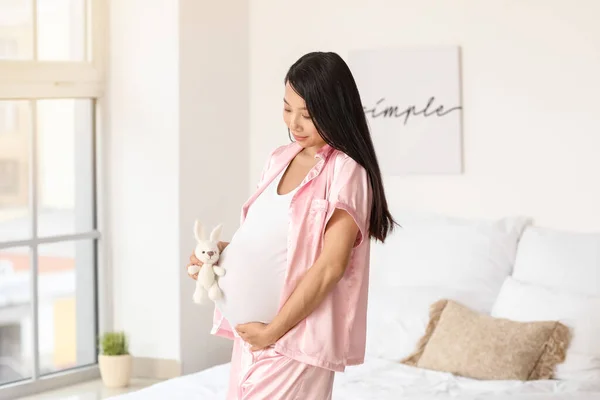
[109,211,600,399]
[110,356,600,399]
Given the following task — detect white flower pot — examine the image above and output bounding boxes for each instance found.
[98,354,132,388]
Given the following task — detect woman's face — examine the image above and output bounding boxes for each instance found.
[283,82,326,150]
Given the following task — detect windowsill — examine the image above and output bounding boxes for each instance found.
[0,364,99,400]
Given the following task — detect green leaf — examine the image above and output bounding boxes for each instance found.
[98,331,129,356]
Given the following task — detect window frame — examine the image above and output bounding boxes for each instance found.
[0,0,107,100]
[0,0,109,398]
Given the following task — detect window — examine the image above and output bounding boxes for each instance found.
[0,0,105,397]
[0,38,18,60]
[0,159,19,194]
[0,101,19,134]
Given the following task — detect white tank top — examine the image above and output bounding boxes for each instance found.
[214,167,296,327]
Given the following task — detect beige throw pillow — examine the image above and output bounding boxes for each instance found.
[401,299,570,381]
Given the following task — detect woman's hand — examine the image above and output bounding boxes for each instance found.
[186,254,203,280]
[235,322,278,351]
[186,241,230,280]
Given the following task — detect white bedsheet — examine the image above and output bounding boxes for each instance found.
[108,357,600,399]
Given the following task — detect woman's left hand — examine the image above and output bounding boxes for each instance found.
[235,322,278,351]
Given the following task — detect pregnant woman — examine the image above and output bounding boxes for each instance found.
[187,51,396,399]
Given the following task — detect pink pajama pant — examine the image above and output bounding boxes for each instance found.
[226,338,335,400]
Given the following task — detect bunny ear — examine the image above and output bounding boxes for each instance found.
[210,224,223,242]
[194,220,206,241]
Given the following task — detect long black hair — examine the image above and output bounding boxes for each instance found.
[285,51,398,242]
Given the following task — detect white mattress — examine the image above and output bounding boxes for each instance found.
[108,357,600,399]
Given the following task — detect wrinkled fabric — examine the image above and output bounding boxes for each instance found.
[103,357,600,400]
[212,142,373,372]
[227,338,335,400]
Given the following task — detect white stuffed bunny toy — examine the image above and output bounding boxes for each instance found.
[187,220,226,304]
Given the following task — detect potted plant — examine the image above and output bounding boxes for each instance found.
[98,331,132,388]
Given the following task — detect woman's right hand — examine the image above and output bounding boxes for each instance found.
[187,253,203,280]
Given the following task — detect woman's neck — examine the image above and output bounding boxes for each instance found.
[301,143,326,158]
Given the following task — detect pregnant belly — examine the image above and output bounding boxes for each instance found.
[214,242,287,327]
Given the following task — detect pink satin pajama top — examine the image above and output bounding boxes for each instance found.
[211,142,372,372]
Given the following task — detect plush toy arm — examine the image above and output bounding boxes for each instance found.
[213,266,226,277]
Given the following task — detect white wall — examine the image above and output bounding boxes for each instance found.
[250,0,600,232]
[178,0,248,373]
[107,0,247,374]
[108,0,181,361]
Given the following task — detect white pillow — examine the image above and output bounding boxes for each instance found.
[491,277,600,382]
[366,286,487,361]
[512,226,600,296]
[370,212,531,310]
[366,212,531,360]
